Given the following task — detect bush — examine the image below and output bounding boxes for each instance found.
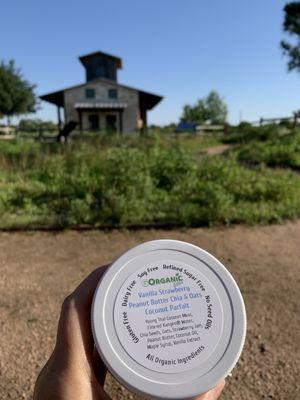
[0,140,299,228]
[224,124,284,144]
[18,118,57,132]
[229,130,300,169]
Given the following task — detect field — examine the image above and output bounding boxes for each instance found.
[0,223,299,400]
[1,128,300,229]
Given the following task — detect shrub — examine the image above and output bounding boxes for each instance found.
[0,140,299,228]
[224,124,284,144]
[229,130,300,169]
[18,118,57,132]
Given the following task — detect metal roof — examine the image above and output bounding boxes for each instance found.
[40,77,163,110]
[75,102,128,109]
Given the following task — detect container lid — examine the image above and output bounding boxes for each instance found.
[92,240,246,399]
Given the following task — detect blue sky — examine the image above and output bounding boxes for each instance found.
[0,0,298,125]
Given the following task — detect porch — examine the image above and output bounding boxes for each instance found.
[74,102,127,133]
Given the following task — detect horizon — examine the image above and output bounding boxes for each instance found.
[0,0,298,126]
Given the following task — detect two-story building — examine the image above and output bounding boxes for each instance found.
[40,51,163,134]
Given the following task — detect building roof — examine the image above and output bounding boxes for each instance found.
[79,51,122,69]
[40,77,163,110]
[40,90,65,107]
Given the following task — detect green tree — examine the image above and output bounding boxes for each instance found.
[0,60,37,125]
[18,118,57,132]
[281,2,300,71]
[181,91,228,124]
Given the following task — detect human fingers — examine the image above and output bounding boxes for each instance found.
[55,265,109,365]
[194,380,225,400]
[92,346,107,387]
[72,265,109,311]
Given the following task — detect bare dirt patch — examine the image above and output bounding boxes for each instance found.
[204,144,231,155]
[0,222,299,399]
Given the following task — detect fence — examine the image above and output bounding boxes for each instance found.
[195,124,228,134]
[251,114,300,127]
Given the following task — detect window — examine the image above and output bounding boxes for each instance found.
[85,88,95,99]
[108,89,118,99]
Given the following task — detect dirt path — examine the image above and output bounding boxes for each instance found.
[204,144,231,155]
[0,223,299,399]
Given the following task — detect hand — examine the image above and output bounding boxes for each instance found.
[34,266,225,400]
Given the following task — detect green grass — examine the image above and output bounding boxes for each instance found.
[0,137,300,229]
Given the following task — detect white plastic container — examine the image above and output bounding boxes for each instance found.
[92,240,246,399]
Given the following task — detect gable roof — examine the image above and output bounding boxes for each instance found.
[40,77,163,110]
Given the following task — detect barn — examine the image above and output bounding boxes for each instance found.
[40,51,163,135]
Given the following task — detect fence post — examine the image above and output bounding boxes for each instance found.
[293,113,298,129]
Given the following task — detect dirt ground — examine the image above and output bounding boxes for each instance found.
[204,144,231,155]
[0,222,299,400]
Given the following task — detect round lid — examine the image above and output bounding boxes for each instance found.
[92,240,246,399]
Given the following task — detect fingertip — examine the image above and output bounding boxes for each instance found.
[211,380,226,399]
[194,380,226,400]
[73,264,110,308]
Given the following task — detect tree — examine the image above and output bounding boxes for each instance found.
[0,60,37,125]
[181,91,228,124]
[281,2,300,72]
[18,118,57,132]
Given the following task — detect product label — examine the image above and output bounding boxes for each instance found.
[113,260,223,373]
